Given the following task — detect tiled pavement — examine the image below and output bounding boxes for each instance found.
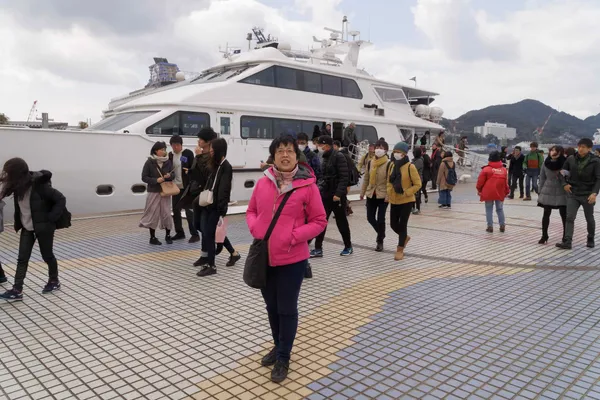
[0,183,599,400]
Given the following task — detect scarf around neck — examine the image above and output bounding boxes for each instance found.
[274,164,298,192]
[544,155,566,171]
[369,155,389,186]
[389,156,410,193]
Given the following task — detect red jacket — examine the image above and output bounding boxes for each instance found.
[476,161,510,201]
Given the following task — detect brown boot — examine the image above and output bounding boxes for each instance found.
[404,236,411,247]
[395,246,404,261]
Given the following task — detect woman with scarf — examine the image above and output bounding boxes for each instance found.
[140,141,175,245]
[247,135,327,383]
[387,142,422,261]
[537,145,567,244]
[360,140,390,251]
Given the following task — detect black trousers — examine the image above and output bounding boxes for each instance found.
[366,197,388,243]
[15,230,58,291]
[541,206,566,240]
[200,208,220,266]
[172,192,198,236]
[261,260,306,363]
[421,179,429,199]
[314,196,352,249]
[510,174,524,197]
[390,203,414,246]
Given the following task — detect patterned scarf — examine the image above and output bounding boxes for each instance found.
[274,164,298,192]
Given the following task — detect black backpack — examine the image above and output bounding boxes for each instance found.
[343,152,361,186]
[444,160,458,185]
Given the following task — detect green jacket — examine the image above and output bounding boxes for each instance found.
[523,150,544,172]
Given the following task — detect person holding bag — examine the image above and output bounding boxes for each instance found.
[139,141,175,245]
[246,135,327,383]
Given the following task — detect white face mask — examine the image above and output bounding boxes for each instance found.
[308,143,316,151]
[298,144,307,152]
[393,153,405,161]
[374,149,386,158]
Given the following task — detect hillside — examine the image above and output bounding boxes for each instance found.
[442,99,597,142]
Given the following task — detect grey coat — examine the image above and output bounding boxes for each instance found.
[538,164,567,207]
[412,158,424,180]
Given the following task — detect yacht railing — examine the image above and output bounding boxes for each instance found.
[442,144,488,179]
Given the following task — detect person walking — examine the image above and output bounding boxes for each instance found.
[556,138,600,249]
[507,146,525,199]
[169,135,199,243]
[247,135,327,383]
[537,146,567,244]
[523,142,544,201]
[360,140,390,251]
[437,151,457,208]
[387,142,422,261]
[311,136,353,257]
[0,158,66,301]
[420,146,432,203]
[358,144,375,174]
[197,138,240,276]
[430,144,443,190]
[140,141,175,245]
[476,151,510,233]
[412,147,425,214]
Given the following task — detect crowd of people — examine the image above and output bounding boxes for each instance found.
[0,127,598,384]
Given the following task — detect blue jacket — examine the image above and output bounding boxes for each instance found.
[304,147,322,181]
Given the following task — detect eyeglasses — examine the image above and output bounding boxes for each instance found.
[276,149,296,156]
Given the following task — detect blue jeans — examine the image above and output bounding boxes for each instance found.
[525,170,539,197]
[261,260,307,362]
[438,189,452,206]
[485,200,505,227]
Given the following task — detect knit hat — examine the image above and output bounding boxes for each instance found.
[488,150,501,162]
[393,142,410,154]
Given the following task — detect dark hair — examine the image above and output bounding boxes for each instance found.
[444,151,453,158]
[501,146,507,152]
[413,148,422,158]
[515,146,522,152]
[488,150,501,162]
[549,145,564,157]
[269,135,300,160]
[577,138,593,148]
[461,136,467,140]
[150,141,167,155]
[530,141,539,148]
[169,135,183,145]
[565,147,576,157]
[0,158,32,201]
[375,140,389,151]
[297,132,309,142]
[333,140,342,148]
[198,127,217,143]
[210,138,228,168]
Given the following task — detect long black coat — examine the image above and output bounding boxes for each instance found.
[14,170,66,235]
[204,159,233,217]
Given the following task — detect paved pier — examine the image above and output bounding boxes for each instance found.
[0,183,599,400]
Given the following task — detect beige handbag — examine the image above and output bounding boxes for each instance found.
[157,167,180,197]
[199,162,222,207]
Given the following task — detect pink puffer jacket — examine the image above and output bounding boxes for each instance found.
[246,163,327,267]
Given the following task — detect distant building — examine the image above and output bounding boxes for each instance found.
[474,122,517,140]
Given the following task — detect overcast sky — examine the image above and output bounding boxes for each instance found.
[1,0,599,125]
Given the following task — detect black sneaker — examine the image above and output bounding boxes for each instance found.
[165,235,173,245]
[304,264,313,279]
[197,265,216,277]
[193,256,209,267]
[171,232,186,241]
[271,360,289,383]
[149,237,162,245]
[188,235,200,244]
[587,239,595,248]
[226,253,241,267]
[42,281,61,294]
[0,276,7,284]
[261,347,277,367]
[556,242,572,250]
[0,289,23,302]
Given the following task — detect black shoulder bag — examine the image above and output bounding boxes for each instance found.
[243,190,295,289]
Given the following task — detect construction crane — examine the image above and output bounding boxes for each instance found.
[27,100,38,122]
[533,112,552,140]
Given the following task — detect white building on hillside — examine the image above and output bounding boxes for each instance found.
[475,122,517,140]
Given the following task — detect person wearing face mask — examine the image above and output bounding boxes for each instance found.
[358,144,376,175]
[387,142,422,261]
[297,132,321,184]
[360,140,390,251]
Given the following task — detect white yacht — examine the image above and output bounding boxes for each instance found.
[0,19,444,216]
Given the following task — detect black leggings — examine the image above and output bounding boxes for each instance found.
[542,206,566,239]
[390,203,414,246]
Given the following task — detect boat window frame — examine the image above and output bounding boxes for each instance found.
[146,111,211,136]
[240,115,325,140]
[354,125,379,144]
[90,111,158,131]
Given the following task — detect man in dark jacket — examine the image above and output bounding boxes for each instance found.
[297,132,321,180]
[556,138,600,249]
[507,146,525,199]
[169,135,199,243]
[342,123,358,148]
[430,144,443,190]
[311,135,353,257]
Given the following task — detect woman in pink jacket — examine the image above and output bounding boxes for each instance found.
[246,135,327,383]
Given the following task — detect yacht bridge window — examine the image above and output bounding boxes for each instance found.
[146,111,210,136]
[354,125,378,144]
[240,66,363,99]
[91,111,157,131]
[241,116,324,140]
[375,87,409,105]
[192,65,256,84]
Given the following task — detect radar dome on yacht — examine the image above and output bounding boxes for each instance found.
[175,72,185,82]
[430,106,444,121]
[415,104,431,118]
[277,42,292,51]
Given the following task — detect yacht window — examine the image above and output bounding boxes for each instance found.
[375,87,408,104]
[241,115,325,140]
[241,116,273,139]
[192,65,256,84]
[91,111,157,131]
[302,121,324,134]
[275,67,299,90]
[303,71,322,93]
[322,75,342,96]
[240,66,275,86]
[342,79,362,99]
[354,125,378,144]
[274,119,302,137]
[147,111,210,136]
